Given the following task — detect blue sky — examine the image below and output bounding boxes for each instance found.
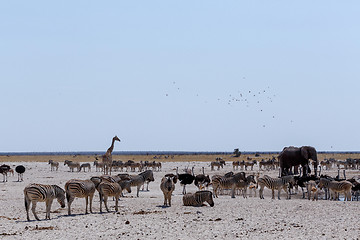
[1,1,359,152]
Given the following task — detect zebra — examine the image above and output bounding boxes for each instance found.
[244,160,257,171]
[79,163,91,172]
[24,183,66,221]
[258,175,295,200]
[130,170,155,197]
[65,179,96,215]
[232,161,240,170]
[318,179,353,201]
[210,161,224,171]
[64,160,80,172]
[90,176,131,198]
[160,174,177,206]
[93,160,104,172]
[318,178,332,200]
[212,172,246,198]
[182,190,214,207]
[98,181,122,212]
[233,175,257,198]
[48,160,59,171]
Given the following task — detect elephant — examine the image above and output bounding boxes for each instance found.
[278,146,318,177]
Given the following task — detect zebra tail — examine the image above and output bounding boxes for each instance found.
[66,192,71,202]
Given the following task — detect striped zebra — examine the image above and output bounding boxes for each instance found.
[183,190,214,207]
[65,179,96,215]
[258,175,295,200]
[233,175,257,198]
[210,161,224,171]
[24,183,66,221]
[98,181,122,212]
[94,160,104,172]
[90,176,131,197]
[160,174,177,206]
[130,170,155,197]
[48,160,59,171]
[64,160,80,172]
[79,163,91,172]
[318,179,353,201]
[318,178,332,200]
[212,172,246,198]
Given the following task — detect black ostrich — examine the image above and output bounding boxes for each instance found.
[194,167,211,190]
[15,165,26,182]
[176,166,195,194]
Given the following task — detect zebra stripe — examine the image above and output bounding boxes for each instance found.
[24,183,65,221]
[258,175,294,200]
[65,179,96,215]
[182,191,214,207]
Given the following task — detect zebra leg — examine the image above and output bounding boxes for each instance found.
[85,196,89,214]
[115,195,119,212]
[183,185,186,195]
[146,182,149,191]
[231,186,236,198]
[243,188,247,198]
[103,196,110,212]
[46,200,53,220]
[168,193,172,206]
[272,189,275,199]
[163,192,167,206]
[25,195,31,221]
[31,201,40,221]
[67,195,75,215]
[259,186,264,199]
[137,186,140,197]
[89,193,94,213]
[99,193,103,213]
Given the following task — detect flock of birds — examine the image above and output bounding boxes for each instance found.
[165,81,282,128]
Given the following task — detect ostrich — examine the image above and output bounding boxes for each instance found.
[176,166,195,194]
[194,167,211,190]
[0,164,10,182]
[15,165,26,182]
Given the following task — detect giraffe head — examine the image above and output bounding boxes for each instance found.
[114,136,121,142]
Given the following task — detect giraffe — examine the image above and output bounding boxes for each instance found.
[102,135,120,175]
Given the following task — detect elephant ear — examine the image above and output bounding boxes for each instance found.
[301,147,309,159]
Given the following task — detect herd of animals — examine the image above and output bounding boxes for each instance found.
[1,142,360,222]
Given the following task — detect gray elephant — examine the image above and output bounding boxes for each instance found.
[278,146,318,177]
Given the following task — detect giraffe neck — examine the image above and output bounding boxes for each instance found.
[106,137,116,154]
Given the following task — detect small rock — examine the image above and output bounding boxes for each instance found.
[125,221,130,224]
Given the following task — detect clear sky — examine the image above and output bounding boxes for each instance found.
[1,1,359,152]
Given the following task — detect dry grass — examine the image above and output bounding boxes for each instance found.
[1,152,360,164]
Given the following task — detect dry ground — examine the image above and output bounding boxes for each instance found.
[0,153,359,240]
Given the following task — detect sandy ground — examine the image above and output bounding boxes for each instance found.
[0,157,360,240]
